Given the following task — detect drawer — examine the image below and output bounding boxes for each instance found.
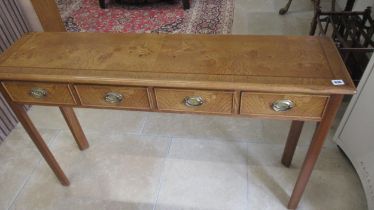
[240,92,328,120]
[155,88,234,114]
[3,81,76,105]
[75,85,150,109]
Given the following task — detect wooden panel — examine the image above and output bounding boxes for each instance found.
[30,0,65,32]
[0,33,330,77]
[0,33,356,95]
[3,81,75,105]
[75,85,150,110]
[318,37,356,90]
[240,92,328,120]
[155,88,233,114]
[147,87,157,110]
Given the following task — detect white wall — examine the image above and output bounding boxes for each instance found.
[16,0,43,31]
[336,0,374,11]
[352,0,374,11]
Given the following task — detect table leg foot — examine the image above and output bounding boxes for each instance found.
[60,107,89,150]
[279,0,293,15]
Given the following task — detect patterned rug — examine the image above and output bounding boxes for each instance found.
[57,0,233,34]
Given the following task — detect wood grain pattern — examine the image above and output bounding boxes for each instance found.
[318,37,356,90]
[147,87,158,110]
[75,85,150,109]
[288,95,343,209]
[240,92,328,120]
[233,91,241,114]
[3,81,76,105]
[0,32,356,95]
[30,0,65,32]
[155,88,234,114]
[0,33,33,64]
[0,32,357,209]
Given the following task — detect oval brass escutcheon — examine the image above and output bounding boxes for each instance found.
[104,92,124,104]
[184,96,204,107]
[30,87,48,99]
[271,99,295,112]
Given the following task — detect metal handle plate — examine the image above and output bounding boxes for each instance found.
[30,87,48,99]
[104,92,124,104]
[184,96,204,107]
[271,99,295,112]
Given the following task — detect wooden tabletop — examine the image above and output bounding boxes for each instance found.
[0,32,355,94]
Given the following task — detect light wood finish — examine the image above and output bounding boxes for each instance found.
[0,33,355,95]
[3,81,76,105]
[155,88,234,114]
[74,85,150,110]
[0,85,69,185]
[233,91,241,114]
[30,0,65,32]
[282,121,304,167]
[0,32,357,209]
[147,87,158,110]
[59,106,89,150]
[288,95,344,209]
[240,92,329,120]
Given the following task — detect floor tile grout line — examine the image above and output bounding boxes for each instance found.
[168,136,338,149]
[152,136,173,210]
[6,156,45,210]
[246,141,250,210]
[139,114,149,135]
[6,129,63,210]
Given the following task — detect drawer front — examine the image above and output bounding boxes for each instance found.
[155,88,234,114]
[240,92,328,120]
[75,85,150,109]
[3,81,76,105]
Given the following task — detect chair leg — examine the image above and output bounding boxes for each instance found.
[182,0,190,10]
[309,0,321,35]
[279,0,293,15]
[99,0,108,8]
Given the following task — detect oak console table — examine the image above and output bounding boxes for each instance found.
[0,32,355,209]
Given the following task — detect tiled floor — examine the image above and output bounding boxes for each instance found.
[0,0,368,209]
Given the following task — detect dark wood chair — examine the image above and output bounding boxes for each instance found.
[99,0,110,8]
[279,0,355,15]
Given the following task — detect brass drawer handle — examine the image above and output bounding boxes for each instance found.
[30,87,48,99]
[104,92,123,104]
[272,99,295,112]
[184,96,204,107]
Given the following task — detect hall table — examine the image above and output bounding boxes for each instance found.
[0,32,355,209]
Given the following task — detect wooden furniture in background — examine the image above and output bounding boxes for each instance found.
[279,0,356,15]
[30,0,65,32]
[0,32,355,209]
[312,7,374,85]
